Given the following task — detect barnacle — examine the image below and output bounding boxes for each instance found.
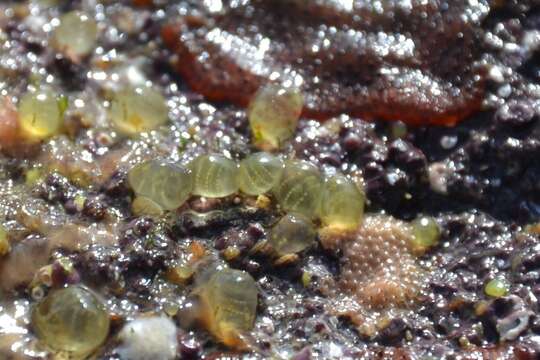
[318,173,365,232]
[52,11,98,59]
[18,90,64,141]
[327,215,426,334]
[248,84,303,150]
[195,268,258,349]
[109,86,168,135]
[128,160,193,211]
[268,213,316,256]
[32,286,110,355]
[272,159,322,218]
[189,154,239,198]
[237,152,284,196]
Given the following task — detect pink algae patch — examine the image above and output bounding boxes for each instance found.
[322,215,427,336]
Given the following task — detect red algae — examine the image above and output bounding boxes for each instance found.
[162,0,488,126]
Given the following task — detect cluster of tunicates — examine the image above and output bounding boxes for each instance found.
[15,83,168,143]
[127,153,365,232]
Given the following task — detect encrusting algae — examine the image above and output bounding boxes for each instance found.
[321,214,427,337]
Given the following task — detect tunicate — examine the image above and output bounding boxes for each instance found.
[109,87,168,135]
[18,90,63,141]
[52,11,98,58]
[32,285,110,354]
[248,84,303,150]
[237,152,284,195]
[485,278,509,298]
[319,173,364,231]
[197,268,258,349]
[269,213,316,256]
[411,216,440,251]
[190,154,239,198]
[128,160,193,210]
[273,159,322,218]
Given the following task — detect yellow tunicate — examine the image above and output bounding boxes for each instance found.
[128,160,193,211]
[248,84,303,150]
[485,278,509,298]
[197,268,258,349]
[269,213,316,256]
[109,86,168,135]
[189,154,239,198]
[131,196,164,217]
[52,11,98,58]
[32,286,110,355]
[0,224,10,256]
[411,215,440,252]
[319,173,365,231]
[18,90,63,141]
[272,159,322,218]
[237,152,284,195]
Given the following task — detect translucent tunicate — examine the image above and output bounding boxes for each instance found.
[109,87,168,135]
[319,173,365,231]
[18,90,63,141]
[189,154,239,198]
[197,268,258,349]
[411,216,440,251]
[128,160,193,210]
[0,224,9,256]
[32,285,110,354]
[485,278,509,298]
[237,152,284,195]
[52,11,98,58]
[272,159,322,218]
[131,196,164,217]
[269,213,316,256]
[248,84,303,150]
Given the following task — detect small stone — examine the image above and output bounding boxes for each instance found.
[117,316,178,360]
